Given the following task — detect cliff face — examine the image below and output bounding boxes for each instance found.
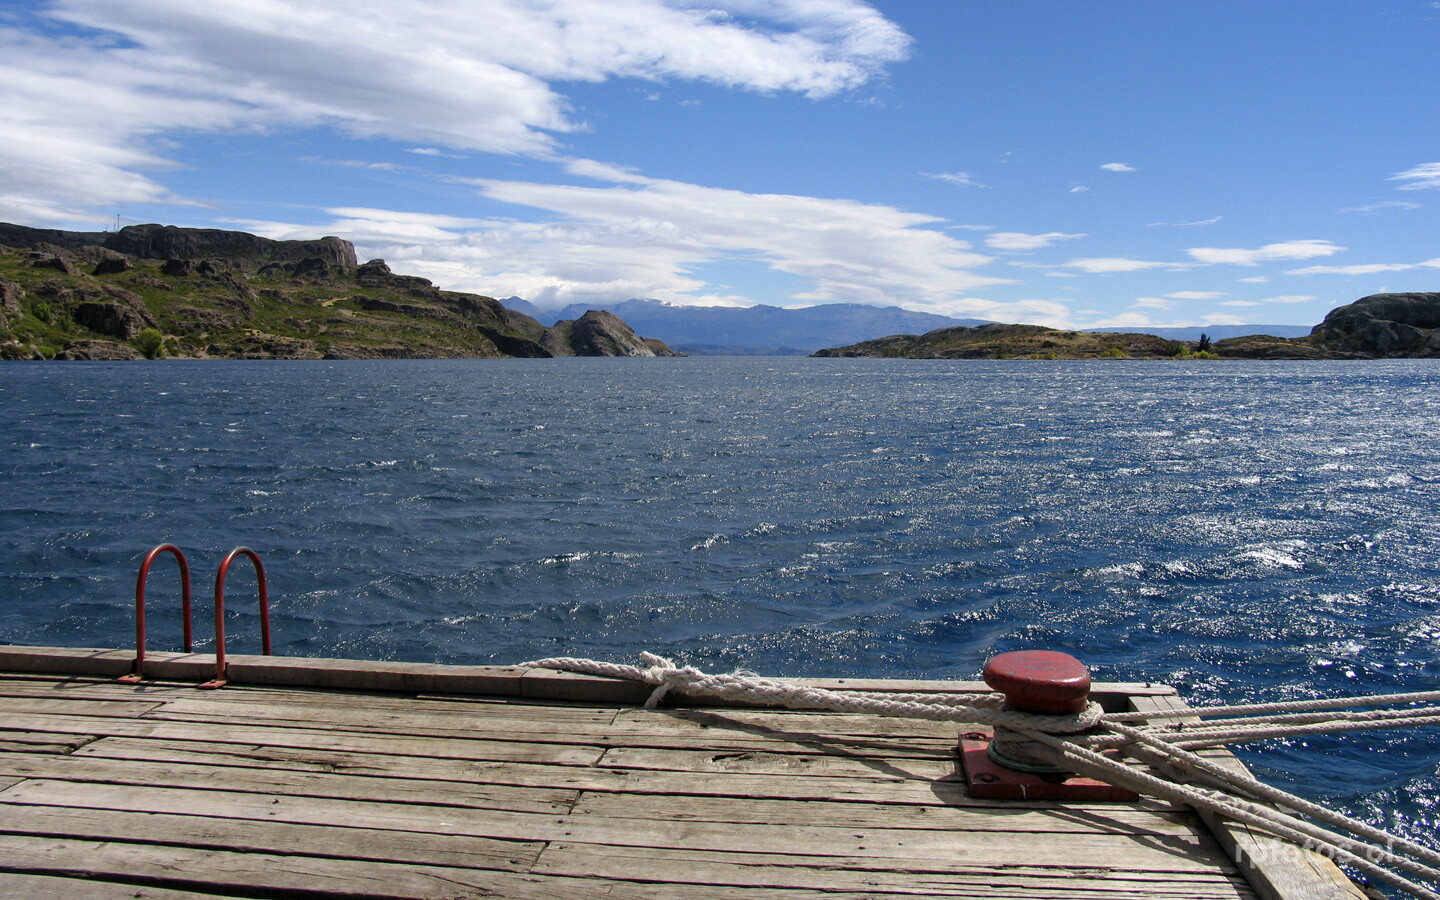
[0,222,357,269]
[1308,293,1440,357]
[0,223,676,360]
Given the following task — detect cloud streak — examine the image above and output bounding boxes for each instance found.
[1286,259,1440,275]
[984,231,1085,251]
[1391,162,1440,190]
[1186,240,1343,266]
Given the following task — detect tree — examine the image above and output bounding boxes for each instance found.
[135,328,165,359]
[1197,332,1212,353]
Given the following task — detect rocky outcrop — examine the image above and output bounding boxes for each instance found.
[355,259,439,298]
[103,224,358,269]
[54,340,144,360]
[1309,293,1440,357]
[1,222,356,270]
[71,302,148,339]
[544,309,678,357]
[0,279,22,317]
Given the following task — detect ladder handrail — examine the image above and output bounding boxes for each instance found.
[122,544,192,683]
[201,546,272,689]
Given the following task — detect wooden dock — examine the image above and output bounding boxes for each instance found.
[0,646,1365,899]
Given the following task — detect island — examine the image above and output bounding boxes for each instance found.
[811,292,1440,360]
[0,223,679,360]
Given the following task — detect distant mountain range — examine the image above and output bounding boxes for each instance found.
[520,297,1312,354]
[538,299,986,354]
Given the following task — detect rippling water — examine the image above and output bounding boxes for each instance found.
[2,357,1437,856]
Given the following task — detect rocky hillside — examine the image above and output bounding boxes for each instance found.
[0,223,678,360]
[813,292,1440,360]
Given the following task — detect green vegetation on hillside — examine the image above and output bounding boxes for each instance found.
[0,235,674,360]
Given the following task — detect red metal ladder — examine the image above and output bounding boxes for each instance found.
[124,544,272,688]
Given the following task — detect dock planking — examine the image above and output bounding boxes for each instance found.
[0,648,1366,899]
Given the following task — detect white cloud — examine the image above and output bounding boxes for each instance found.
[925,297,1075,328]
[1285,262,1419,275]
[1187,240,1344,266]
[1259,295,1317,304]
[1089,311,1161,328]
[1069,185,1089,193]
[262,167,1013,314]
[1166,291,1227,300]
[1062,257,1175,273]
[1132,297,1176,310]
[1148,217,1222,227]
[926,171,983,187]
[0,0,911,223]
[1100,162,1136,172]
[1391,162,1440,190]
[984,231,1085,251]
[1341,200,1421,213]
[1219,300,1259,307]
[1238,276,1270,283]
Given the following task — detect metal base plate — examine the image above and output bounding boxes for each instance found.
[958,729,1139,801]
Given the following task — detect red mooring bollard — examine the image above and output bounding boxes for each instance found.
[959,649,1135,800]
[982,649,1092,715]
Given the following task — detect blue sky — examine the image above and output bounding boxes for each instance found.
[2,1,1438,329]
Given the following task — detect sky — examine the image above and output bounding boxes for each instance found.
[2,1,1439,330]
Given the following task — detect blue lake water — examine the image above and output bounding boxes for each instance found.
[2,357,1438,857]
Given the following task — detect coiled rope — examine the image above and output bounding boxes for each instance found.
[524,653,1440,900]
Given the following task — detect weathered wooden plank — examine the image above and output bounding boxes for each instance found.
[0,803,545,871]
[614,705,962,738]
[140,698,956,758]
[0,872,235,899]
[0,729,95,750]
[0,834,606,900]
[0,743,80,755]
[533,842,1255,898]
[0,753,579,815]
[1128,695,1366,900]
[0,696,165,718]
[72,735,1190,811]
[0,711,606,766]
[71,734,987,804]
[0,675,624,722]
[0,778,1232,872]
[567,790,1202,835]
[596,744,959,781]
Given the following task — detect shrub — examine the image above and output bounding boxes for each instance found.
[1101,347,1130,358]
[135,328,165,359]
[31,302,51,324]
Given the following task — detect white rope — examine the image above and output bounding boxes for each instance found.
[525,654,1103,731]
[522,653,1440,899]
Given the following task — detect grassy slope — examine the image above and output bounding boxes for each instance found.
[0,246,546,360]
